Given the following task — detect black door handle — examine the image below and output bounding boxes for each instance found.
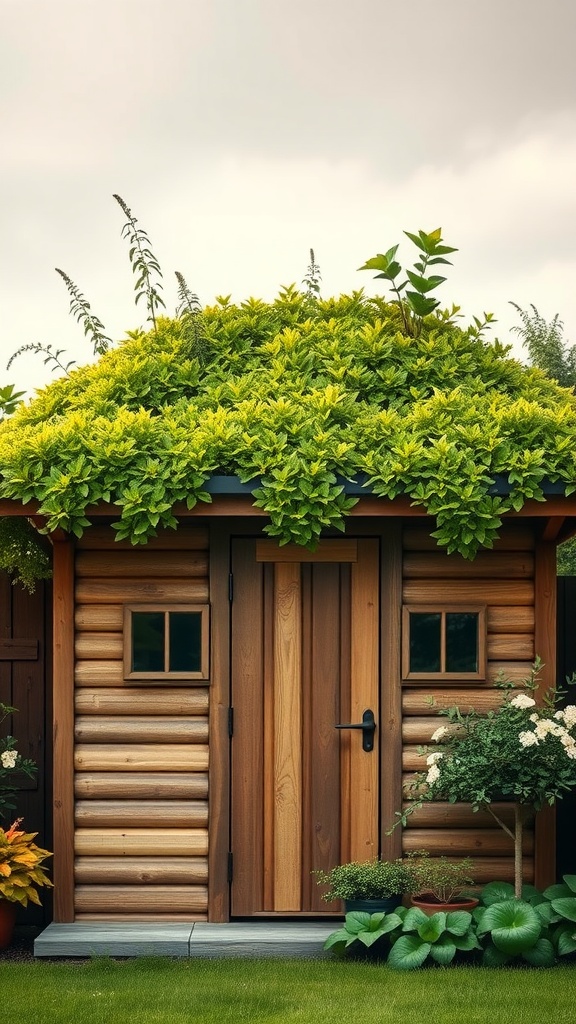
[335,708,376,752]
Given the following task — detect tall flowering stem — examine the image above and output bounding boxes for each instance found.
[393,670,576,898]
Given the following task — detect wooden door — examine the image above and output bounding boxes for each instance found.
[230,538,379,915]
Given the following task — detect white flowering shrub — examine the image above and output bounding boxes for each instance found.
[394,666,576,896]
[0,703,37,821]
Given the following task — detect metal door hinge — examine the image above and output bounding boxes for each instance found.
[228,706,234,737]
[228,573,234,602]
[227,851,234,883]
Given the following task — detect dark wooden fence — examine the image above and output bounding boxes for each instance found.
[0,572,52,925]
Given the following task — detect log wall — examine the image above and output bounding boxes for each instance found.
[73,526,210,921]
[401,524,536,884]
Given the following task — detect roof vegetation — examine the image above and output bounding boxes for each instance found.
[1,285,575,559]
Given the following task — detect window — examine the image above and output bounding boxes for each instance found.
[124,605,209,682]
[402,605,486,681]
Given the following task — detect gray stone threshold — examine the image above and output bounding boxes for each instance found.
[34,921,336,959]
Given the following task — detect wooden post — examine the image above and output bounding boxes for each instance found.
[380,523,403,859]
[207,524,231,922]
[534,536,557,889]
[51,534,75,921]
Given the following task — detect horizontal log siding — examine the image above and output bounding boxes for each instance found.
[400,525,536,883]
[73,525,210,920]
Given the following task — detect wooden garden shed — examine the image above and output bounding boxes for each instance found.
[1,292,576,926]
[1,486,572,924]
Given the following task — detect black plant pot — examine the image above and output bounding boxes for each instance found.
[344,896,401,915]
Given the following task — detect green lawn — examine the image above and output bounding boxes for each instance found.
[2,958,576,1024]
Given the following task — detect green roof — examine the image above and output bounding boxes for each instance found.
[1,287,575,557]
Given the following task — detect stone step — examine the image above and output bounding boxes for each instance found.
[34,921,336,959]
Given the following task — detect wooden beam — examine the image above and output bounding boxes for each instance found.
[6,493,576,522]
[379,523,403,858]
[0,638,38,660]
[541,518,566,542]
[273,562,302,910]
[533,539,557,890]
[207,523,232,922]
[51,533,75,922]
[256,539,358,562]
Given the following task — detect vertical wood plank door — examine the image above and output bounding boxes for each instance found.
[230,538,380,915]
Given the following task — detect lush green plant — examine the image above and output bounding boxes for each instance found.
[113,193,165,329]
[475,896,555,967]
[0,703,38,819]
[174,271,209,364]
[511,302,576,390]
[0,385,25,422]
[542,873,576,955]
[510,301,576,576]
[0,518,51,592]
[55,268,111,356]
[315,858,414,902]
[405,852,475,904]
[387,906,480,969]
[359,228,458,337]
[7,341,75,377]
[1,276,575,558]
[302,248,322,302]
[323,909,402,958]
[394,670,576,898]
[0,817,53,905]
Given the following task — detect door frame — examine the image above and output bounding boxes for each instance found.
[207,520,403,922]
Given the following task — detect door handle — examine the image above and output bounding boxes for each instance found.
[335,708,376,752]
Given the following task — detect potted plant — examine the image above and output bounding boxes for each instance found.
[405,851,478,916]
[315,858,413,914]
[0,818,53,949]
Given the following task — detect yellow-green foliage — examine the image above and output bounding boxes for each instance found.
[1,287,576,557]
[0,819,53,906]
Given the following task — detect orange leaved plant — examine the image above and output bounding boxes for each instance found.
[0,818,53,905]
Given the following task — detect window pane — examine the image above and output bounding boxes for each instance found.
[446,612,478,672]
[409,612,441,673]
[169,612,202,672]
[132,612,164,672]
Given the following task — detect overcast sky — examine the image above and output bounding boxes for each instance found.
[2,0,575,397]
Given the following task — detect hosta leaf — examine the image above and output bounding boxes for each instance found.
[556,925,576,956]
[429,938,457,965]
[388,935,431,971]
[522,937,555,967]
[480,881,514,906]
[482,900,541,954]
[482,942,510,967]
[445,911,473,936]
[343,911,372,934]
[323,929,349,951]
[551,897,576,924]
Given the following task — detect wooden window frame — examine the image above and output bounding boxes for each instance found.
[402,604,486,682]
[123,603,210,683]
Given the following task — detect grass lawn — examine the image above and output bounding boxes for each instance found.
[2,958,576,1024]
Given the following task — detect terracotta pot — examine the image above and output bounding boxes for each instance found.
[0,900,18,950]
[410,895,479,917]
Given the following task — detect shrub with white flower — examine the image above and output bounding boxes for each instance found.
[394,666,576,897]
[0,703,37,820]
